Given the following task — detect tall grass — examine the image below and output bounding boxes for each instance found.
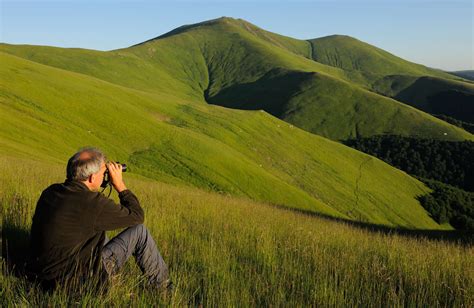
[1,157,472,306]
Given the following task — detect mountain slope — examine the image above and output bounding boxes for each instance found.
[207,68,471,140]
[0,51,443,229]
[130,17,472,140]
[1,17,472,141]
[392,76,474,123]
[307,35,455,81]
[307,35,474,124]
[0,43,203,101]
[450,70,474,81]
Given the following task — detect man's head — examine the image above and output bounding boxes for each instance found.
[67,147,107,191]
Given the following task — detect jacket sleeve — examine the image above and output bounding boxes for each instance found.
[93,189,145,231]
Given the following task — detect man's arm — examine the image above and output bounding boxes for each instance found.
[94,189,144,231]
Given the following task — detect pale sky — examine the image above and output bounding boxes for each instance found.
[1,0,473,71]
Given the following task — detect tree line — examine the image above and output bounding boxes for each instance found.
[417,179,473,230]
[433,114,474,134]
[345,135,474,230]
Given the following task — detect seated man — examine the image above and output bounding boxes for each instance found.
[27,147,170,292]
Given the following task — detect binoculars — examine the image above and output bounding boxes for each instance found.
[101,162,127,188]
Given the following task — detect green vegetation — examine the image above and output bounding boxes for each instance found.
[345,135,474,230]
[433,114,474,134]
[308,35,451,80]
[207,68,470,141]
[418,179,474,230]
[392,77,474,123]
[2,158,473,306]
[307,36,474,125]
[345,135,474,192]
[450,70,474,81]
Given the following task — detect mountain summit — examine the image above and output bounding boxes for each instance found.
[128,17,473,140]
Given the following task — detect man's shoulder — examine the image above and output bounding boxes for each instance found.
[41,182,105,201]
[39,183,64,198]
[38,183,115,217]
[44,182,62,191]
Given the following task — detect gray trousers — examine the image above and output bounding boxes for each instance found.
[101,224,169,287]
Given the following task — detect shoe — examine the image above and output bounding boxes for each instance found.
[146,278,173,295]
[158,278,173,293]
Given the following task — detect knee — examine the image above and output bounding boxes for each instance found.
[130,224,149,237]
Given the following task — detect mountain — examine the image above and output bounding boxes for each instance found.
[1,17,472,141]
[307,35,452,81]
[1,49,441,229]
[386,76,474,123]
[450,70,474,81]
[0,17,471,229]
[305,35,474,125]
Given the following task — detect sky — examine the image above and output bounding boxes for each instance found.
[1,0,472,71]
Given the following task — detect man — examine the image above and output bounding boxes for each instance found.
[27,147,170,293]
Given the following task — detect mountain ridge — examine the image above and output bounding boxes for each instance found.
[1,17,472,141]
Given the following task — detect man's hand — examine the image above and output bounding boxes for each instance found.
[107,162,127,193]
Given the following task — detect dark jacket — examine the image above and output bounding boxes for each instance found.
[27,179,144,289]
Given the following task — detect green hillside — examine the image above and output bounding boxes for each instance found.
[450,70,474,81]
[1,17,472,141]
[129,18,472,140]
[0,51,445,229]
[307,35,474,124]
[390,76,474,123]
[0,43,202,101]
[307,35,454,82]
[207,68,471,140]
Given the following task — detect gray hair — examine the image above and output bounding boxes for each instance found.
[66,147,106,181]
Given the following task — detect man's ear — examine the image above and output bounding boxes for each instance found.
[88,174,95,183]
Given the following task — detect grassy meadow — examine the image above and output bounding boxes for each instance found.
[1,157,473,306]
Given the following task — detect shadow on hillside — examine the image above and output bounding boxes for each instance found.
[2,222,31,277]
[206,68,312,117]
[271,204,473,246]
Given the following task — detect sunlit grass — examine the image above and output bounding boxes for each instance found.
[2,157,472,306]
